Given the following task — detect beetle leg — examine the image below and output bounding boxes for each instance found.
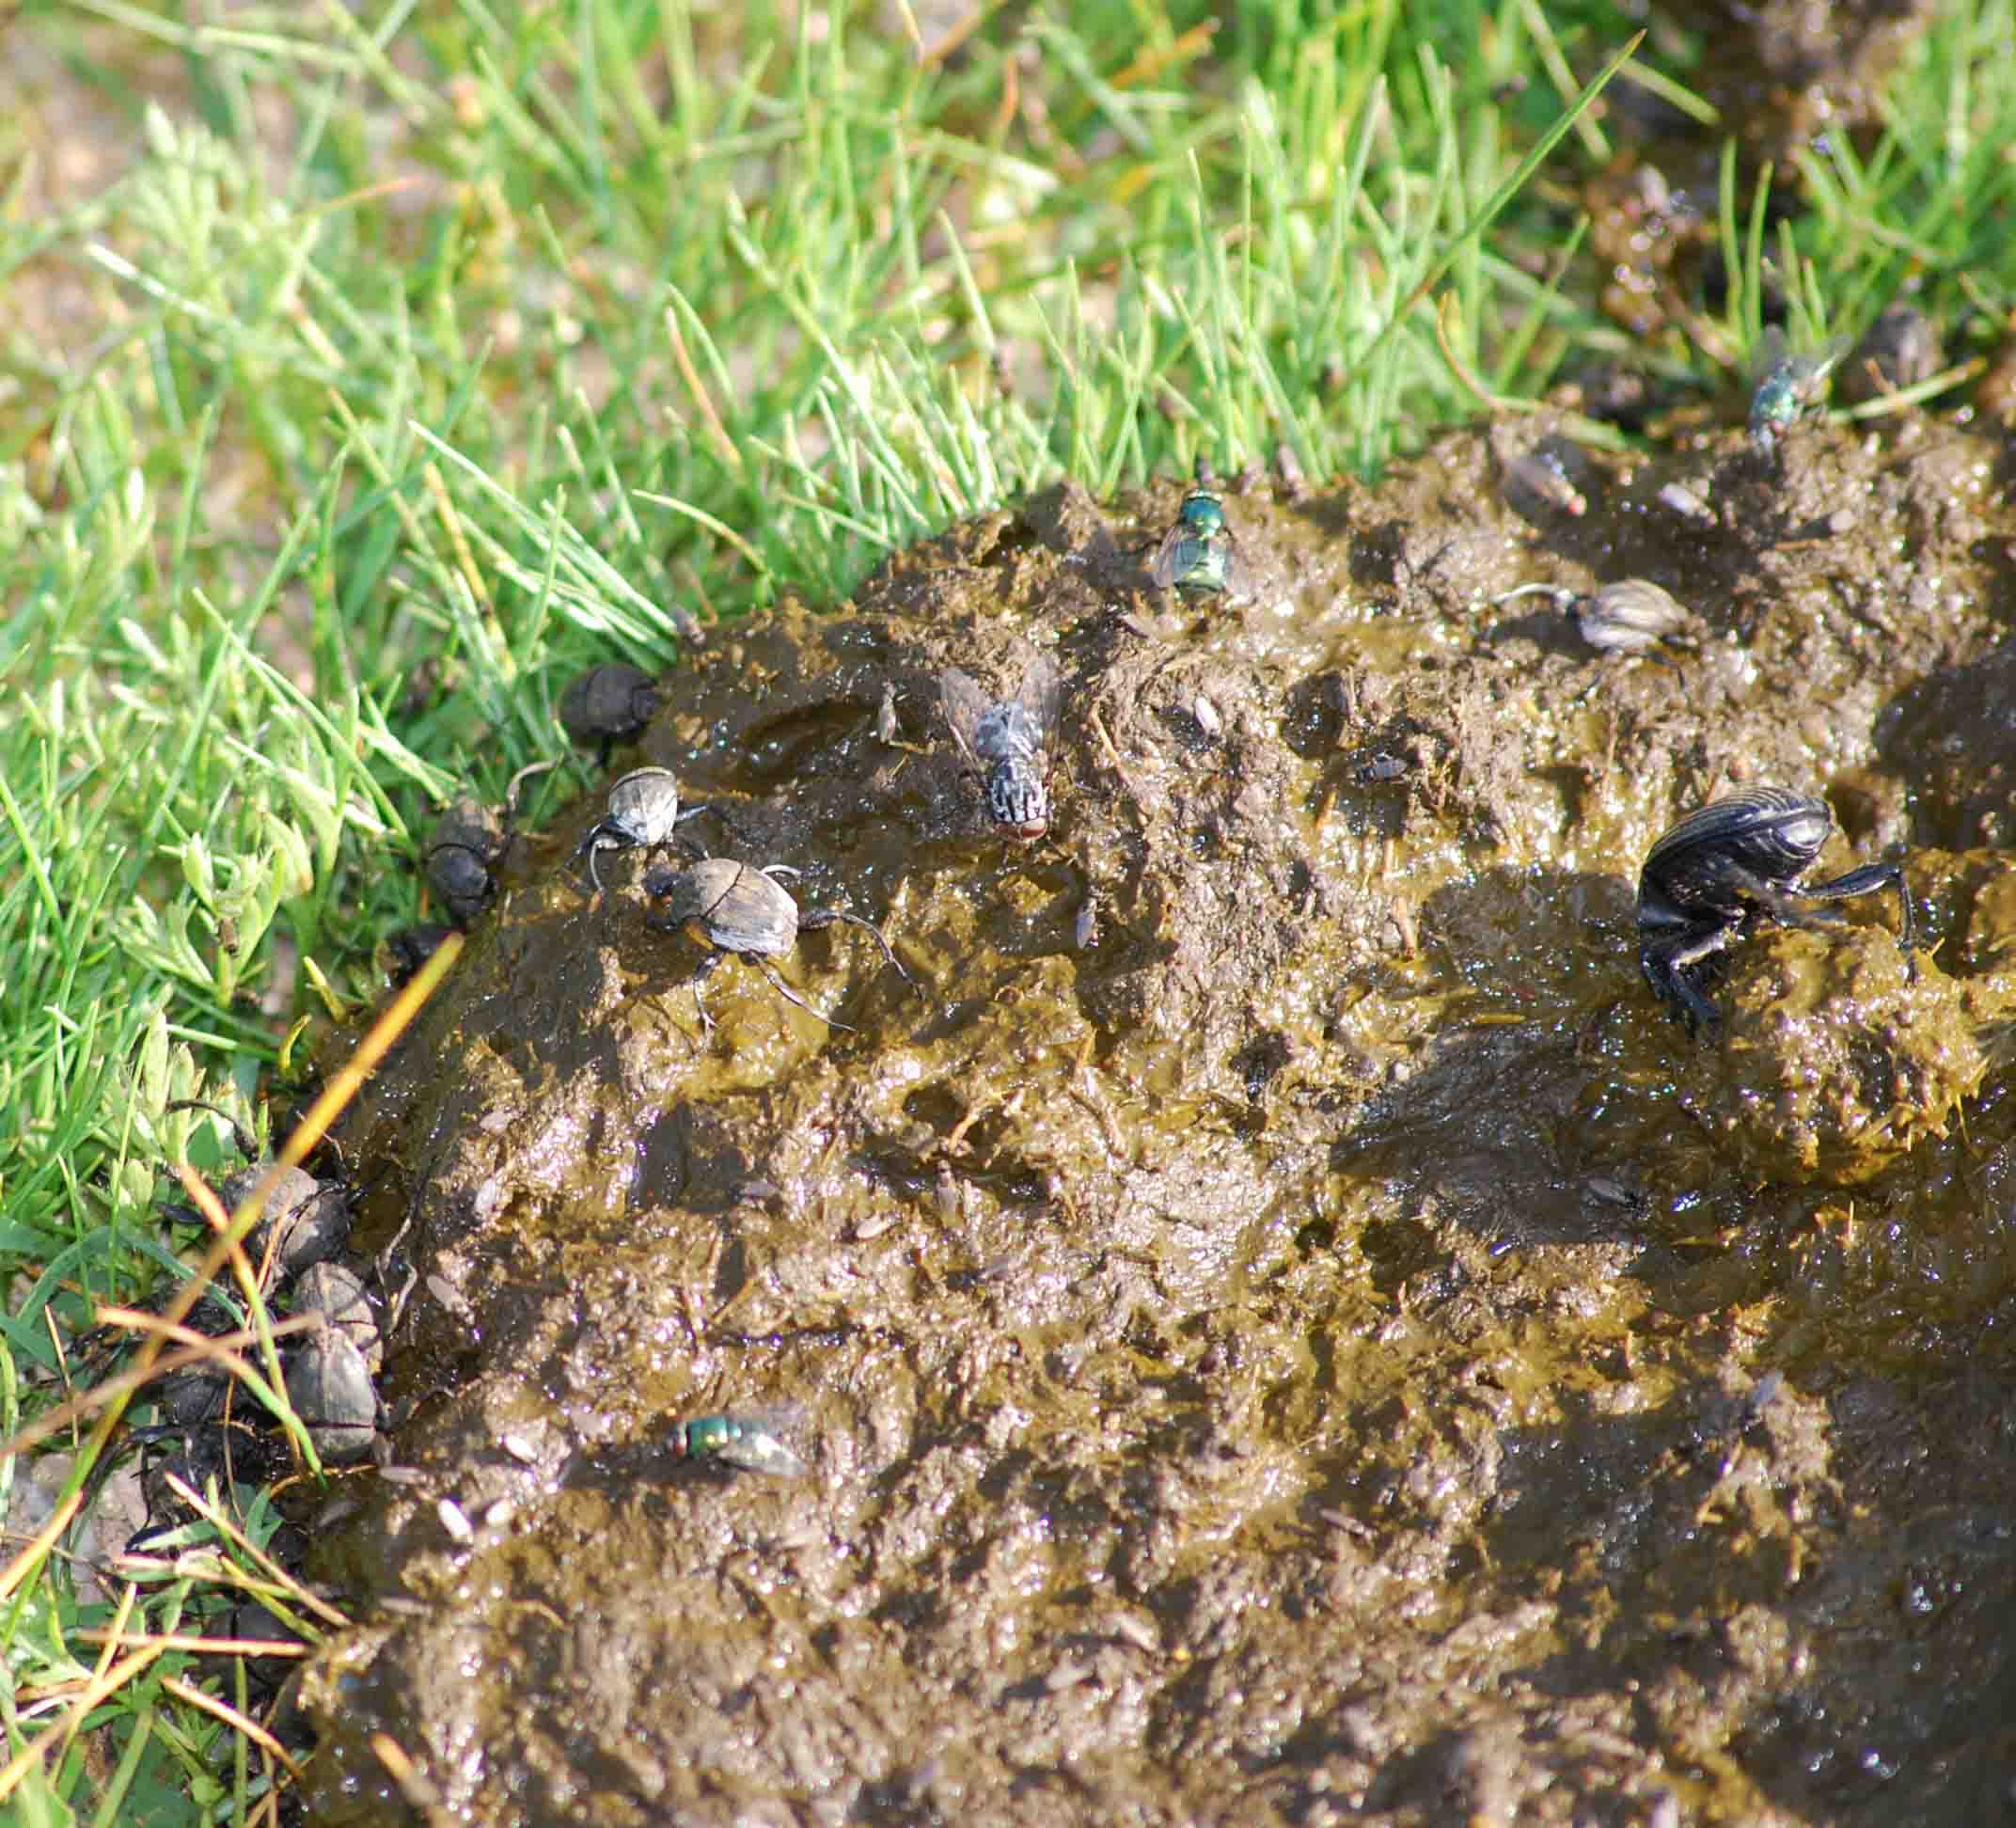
[1488,582,1576,609]
[1801,860,1916,969]
[505,757,559,818]
[1698,860,1849,930]
[165,1098,258,1163]
[685,950,724,1036]
[1641,922,1733,1034]
[799,908,912,984]
[1644,952,1725,1034]
[681,800,746,843]
[751,958,855,1032]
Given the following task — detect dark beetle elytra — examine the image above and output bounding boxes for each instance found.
[559,662,659,762]
[425,795,507,927]
[645,858,909,1032]
[284,1330,379,1463]
[575,766,702,894]
[380,922,457,989]
[939,650,1064,842]
[1637,785,1915,1033]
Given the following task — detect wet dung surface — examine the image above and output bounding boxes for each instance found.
[302,414,2016,1825]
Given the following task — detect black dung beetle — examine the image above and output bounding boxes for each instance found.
[379,922,458,988]
[423,795,506,927]
[162,1099,352,1280]
[575,766,708,894]
[559,662,660,765]
[421,762,556,928]
[645,859,910,1032]
[1492,578,1695,657]
[1637,786,1915,1032]
[939,650,1064,842]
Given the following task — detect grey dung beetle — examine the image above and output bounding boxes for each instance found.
[559,662,660,765]
[1637,786,1915,1032]
[645,859,910,1032]
[1492,578,1695,657]
[162,1099,352,1281]
[939,650,1064,842]
[575,766,708,894]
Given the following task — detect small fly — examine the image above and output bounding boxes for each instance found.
[668,1412,806,1477]
[1148,471,1244,597]
[939,650,1064,842]
[1748,326,1850,454]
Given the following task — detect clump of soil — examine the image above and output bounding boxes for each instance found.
[1677,929,1992,1185]
[298,410,2016,1825]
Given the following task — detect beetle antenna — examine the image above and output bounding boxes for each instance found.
[1488,583,1575,609]
[505,757,559,818]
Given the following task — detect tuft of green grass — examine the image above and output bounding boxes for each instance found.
[2,1,2013,1818]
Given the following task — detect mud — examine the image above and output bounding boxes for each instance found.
[298,410,2016,1826]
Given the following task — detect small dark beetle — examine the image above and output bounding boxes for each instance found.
[284,1330,379,1463]
[574,766,706,894]
[163,1099,351,1280]
[1492,579,1695,657]
[1638,786,1915,1032]
[379,922,456,988]
[424,795,506,927]
[939,651,1064,842]
[559,662,660,764]
[421,763,554,927]
[645,859,909,1032]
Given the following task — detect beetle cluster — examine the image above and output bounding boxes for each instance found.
[115,1101,385,1557]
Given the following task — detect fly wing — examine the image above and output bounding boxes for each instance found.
[1749,324,1788,389]
[1015,652,1063,758]
[717,1426,807,1477]
[939,669,992,768]
[1147,522,1185,590]
[1797,333,1852,388]
[717,1406,809,1476]
[1219,530,1248,598]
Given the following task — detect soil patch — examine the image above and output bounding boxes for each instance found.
[301,412,2016,1825]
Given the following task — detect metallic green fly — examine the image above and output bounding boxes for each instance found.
[1748,326,1850,454]
[669,1412,806,1476]
[1149,466,1244,596]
